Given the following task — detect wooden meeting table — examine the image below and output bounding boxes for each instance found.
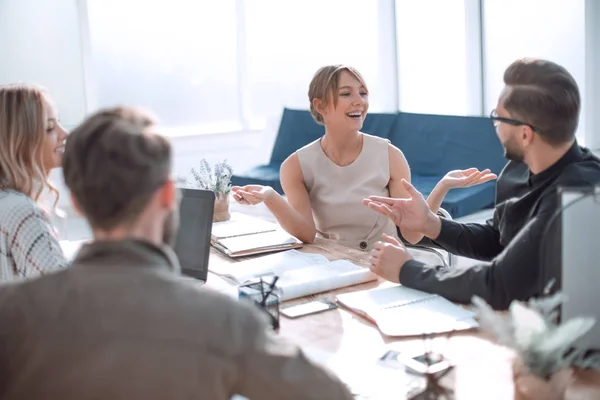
[206,234,600,399]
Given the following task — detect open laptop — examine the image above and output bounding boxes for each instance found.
[173,188,215,283]
[559,186,600,350]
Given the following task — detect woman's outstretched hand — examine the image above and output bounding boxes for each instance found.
[441,168,497,190]
[231,185,276,205]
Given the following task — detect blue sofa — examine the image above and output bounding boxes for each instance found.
[232,108,507,218]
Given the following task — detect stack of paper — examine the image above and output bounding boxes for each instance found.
[211,213,302,257]
[210,250,377,301]
[211,212,278,242]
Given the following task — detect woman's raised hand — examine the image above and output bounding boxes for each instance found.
[440,168,497,190]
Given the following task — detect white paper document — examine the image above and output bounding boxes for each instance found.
[210,250,377,301]
[211,212,277,240]
[337,285,478,337]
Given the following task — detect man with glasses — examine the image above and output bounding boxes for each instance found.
[363,58,600,310]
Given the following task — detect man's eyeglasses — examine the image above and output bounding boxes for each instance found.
[489,109,541,134]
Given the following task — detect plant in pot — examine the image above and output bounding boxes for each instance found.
[471,289,600,399]
[189,159,233,222]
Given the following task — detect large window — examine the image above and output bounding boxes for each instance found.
[86,0,240,130]
[86,0,395,133]
[243,0,396,124]
[482,0,586,141]
[82,0,595,145]
[0,0,86,127]
[394,0,483,116]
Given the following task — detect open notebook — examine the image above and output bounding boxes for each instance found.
[211,212,278,242]
[210,250,377,301]
[211,213,302,257]
[336,285,479,337]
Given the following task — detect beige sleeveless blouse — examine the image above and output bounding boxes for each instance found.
[297,133,398,251]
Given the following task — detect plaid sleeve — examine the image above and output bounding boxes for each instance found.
[9,204,67,279]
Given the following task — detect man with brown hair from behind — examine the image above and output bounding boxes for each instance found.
[0,107,353,400]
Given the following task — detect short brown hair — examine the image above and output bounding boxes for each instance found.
[503,58,580,145]
[63,107,171,230]
[308,65,368,125]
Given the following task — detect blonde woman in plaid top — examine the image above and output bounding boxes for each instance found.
[0,84,68,282]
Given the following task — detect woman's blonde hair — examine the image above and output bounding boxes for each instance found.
[308,64,368,125]
[0,83,58,204]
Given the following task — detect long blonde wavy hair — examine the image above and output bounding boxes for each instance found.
[0,83,59,204]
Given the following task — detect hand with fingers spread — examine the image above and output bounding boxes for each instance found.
[231,185,277,206]
[440,168,497,190]
[362,179,432,232]
[368,233,412,283]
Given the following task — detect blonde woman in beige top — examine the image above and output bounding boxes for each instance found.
[232,65,495,251]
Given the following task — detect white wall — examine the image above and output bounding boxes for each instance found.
[48,124,276,212]
[49,122,278,211]
[168,113,281,184]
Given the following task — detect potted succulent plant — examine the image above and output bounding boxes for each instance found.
[189,159,233,222]
[471,291,600,399]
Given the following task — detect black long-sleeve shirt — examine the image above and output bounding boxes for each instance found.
[400,142,600,310]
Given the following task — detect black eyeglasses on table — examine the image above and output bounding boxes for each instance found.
[489,109,541,134]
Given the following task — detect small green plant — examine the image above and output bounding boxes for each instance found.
[471,289,600,380]
[188,159,233,196]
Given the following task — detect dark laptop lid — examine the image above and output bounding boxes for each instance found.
[173,188,215,282]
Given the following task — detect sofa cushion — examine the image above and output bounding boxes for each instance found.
[361,112,398,139]
[390,112,507,176]
[269,108,324,165]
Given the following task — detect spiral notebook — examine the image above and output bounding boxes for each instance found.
[336,285,478,337]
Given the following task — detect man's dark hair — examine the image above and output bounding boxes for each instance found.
[63,107,172,230]
[503,58,580,146]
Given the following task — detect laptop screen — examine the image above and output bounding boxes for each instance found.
[173,188,215,282]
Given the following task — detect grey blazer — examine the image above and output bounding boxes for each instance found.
[0,239,352,400]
